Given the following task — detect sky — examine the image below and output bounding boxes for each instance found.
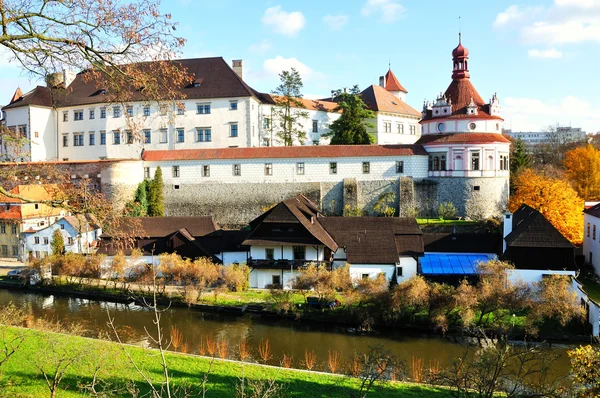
[1,0,599,133]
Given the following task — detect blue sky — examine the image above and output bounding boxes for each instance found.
[2,0,599,132]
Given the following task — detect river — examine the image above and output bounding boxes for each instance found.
[0,288,577,376]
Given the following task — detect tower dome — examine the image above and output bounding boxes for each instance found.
[452,33,470,80]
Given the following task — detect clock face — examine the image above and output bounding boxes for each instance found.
[437,123,445,132]
[469,122,477,130]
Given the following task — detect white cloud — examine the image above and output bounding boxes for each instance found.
[521,20,600,44]
[361,0,405,23]
[323,14,349,31]
[493,5,543,27]
[528,48,563,58]
[503,95,600,133]
[248,40,271,54]
[262,56,322,82]
[261,6,306,37]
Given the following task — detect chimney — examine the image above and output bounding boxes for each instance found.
[379,75,385,88]
[232,59,243,79]
[46,72,64,87]
[63,70,76,87]
[502,212,513,253]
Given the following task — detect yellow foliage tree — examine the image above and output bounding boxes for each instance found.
[508,168,583,244]
[564,144,600,200]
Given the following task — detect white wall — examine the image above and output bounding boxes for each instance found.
[583,213,600,277]
[371,113,421,145]
[250,269,293,289]
[31,107,57,161]
[505,269,577,285]
[250,245,323,261]
[219,251,248,265]
[421,117,504,135]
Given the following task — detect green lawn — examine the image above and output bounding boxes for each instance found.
[577,271,600,303]
[0,326,453,397]
[416,218,479,225]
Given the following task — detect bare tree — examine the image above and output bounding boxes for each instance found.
[348,345,404,398]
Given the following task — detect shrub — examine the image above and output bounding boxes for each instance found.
[438,202,457,220]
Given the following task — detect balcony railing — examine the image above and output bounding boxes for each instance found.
[247,259,330,269]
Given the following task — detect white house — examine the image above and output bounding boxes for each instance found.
[584,203,600,276]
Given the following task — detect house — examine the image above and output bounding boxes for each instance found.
[583,202,600,276]
[23,215,101,260]
[244,195,337,288]
[320,217,424,283]
[502,204,577,283]
[0,184,66,259]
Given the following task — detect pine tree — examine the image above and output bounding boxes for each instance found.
[510,137,532,176]
[50,229,65,256]
[325,85,375,145]
[147,166,164,216]
[271,68,309,146]
[124,180,149,216]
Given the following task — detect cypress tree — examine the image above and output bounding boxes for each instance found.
[148,166,164,216]
[50,229,65,255]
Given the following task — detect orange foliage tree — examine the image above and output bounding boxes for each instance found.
[564,144,600,201]
[508,168,583,244]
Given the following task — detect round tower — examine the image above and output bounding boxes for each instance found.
[416,36,510,219]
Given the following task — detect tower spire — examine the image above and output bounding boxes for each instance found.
[458,16,461,44]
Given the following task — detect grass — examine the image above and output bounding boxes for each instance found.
[416,218,479,225]
[577,270,600,303]
[0,326,453,398]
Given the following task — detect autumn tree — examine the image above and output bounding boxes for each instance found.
[325,85,375,145]
[564,144,600,200]
[271,68,309,146]
[508,168,584,244]
[389,276,430,321]
[569,345,600,397]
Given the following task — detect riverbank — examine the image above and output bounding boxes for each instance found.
[0,325,452,397]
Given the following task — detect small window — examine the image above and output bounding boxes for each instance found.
[202,165,210,177]
[11,224,17,234]
[126,106,133,117]
[63,112,68,122]
[362,162,370,174]
[172,165,180,178]
[588,223,591,237]
[272,275,281,286]
[396,266,403,277]
[100,108,106,119]
[100,132,106,145]
[74,110,83,121]
[62,134,69,147]
[73,133,84,147]
[296,162,305,175]
[113,131,121,145]
[12,246,18,256]
[197,104,211,114]
[177,105,185,115]
[34,204,39,210]
[233,164,241,176]
[126,131,133,144]
[144,130,151,144]
[329,162,337,174]
[113,107,121,118]
[176,128,185,143]
[265,163,273,176]
[0,224,5,234]
[362,274,369,280]
[173,184,180,190]
[143,106,151,116]
[230,123,238,137]
[43,237,49,245]
[398,123,404,134]
[68,237,74,245]
[144,167,150,179]
[159,129,168,143]
[266,248,274,260]
[396,160,404,174]
[594,225,597,241]
[263,118,270,129]
[473,186,480,191]
[292,246,306,260]
[230,101,238,110]
[383,121,391,133]
[196,128,212,142]
[89,132,95,146]
[471,152,480,171]
[34,237,40,244]
[312,120,318,133]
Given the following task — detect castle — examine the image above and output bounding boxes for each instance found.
[1,38,509,226]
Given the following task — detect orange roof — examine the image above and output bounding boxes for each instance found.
[360,85,421,117]
[384,69,408,93]
[267,94,340,113]
[142,144,428,162]
[0,184,60,203]
[0,206,22,220]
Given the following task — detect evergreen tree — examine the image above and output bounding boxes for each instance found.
[147,166,164,216]
[124,180,149,216]
[271,68,309,146]
[50,229,65,256]
[325,86,375,145]
[510,137,532,176]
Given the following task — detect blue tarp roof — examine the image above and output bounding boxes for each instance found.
[420,253,495,275]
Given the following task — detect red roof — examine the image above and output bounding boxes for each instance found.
[416,133,511,145]
[142,144,428,162]
[384,69,408,93]
[0,206,22,220]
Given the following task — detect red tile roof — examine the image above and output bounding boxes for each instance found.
[416,133,511,145]
[260,94,340,113]
[2,86,53,110]
[142,144,428,162]
[360,85,421,117]
[0,206,22,220]
[384,69,408,93]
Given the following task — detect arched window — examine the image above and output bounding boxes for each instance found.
[441,155,446,171]
[487,155,494,170]
[428,156,433,171]
[455,156,463,171]
[433,156,440,171]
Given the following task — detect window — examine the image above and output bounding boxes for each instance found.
[113,107,121,118]
[11,224,17,234]
[144,130,151,144]
[143,106,151,116]
[89,132,95,146]
[0,224,5,234]
[1,245,6,256]
[410,125,416,135]
[397,123,404,134]
[18,125,26,137]
[362,162,370,174]
[313,140,319,146]
[126,106,133,117]
[196,128,212,142]
[433,156,440,171]
[230,101,238,110]
[396,160,404,173]
[34,131,39,138]
[396,266,403,277]
[126,131,133,144]
[100,108,106,119]
[293,246,306,260]
[100,131,106,145]
[441,155,446,171]
[176,128,185,143]
[74,110,83,121]
[89,110,95,119]
[177,105,185,115]
[296,162,305,175]
[588,223,591,237]
[383,121,391,133]
[34,204,39,210]
[272,275,281,286]
[329,162,337,174]
[362,274,369,280]
[230,123,238,137]
[233,164,241,176]
[63,112,68,122]
[12,246,18,256]
[73,133,84,147]
[594,225,597,240]
[159,129,168,143]
[43,237,49,245]
[172,166,180,178]
[197,104,211,114]
[473,186,481,191]
[68,237,74,245]
[34,236,40,244]
[265,163,273,176]
[62,134,69,147]
[144,167,150,179]
[265,248,274,260]
[471,152,480,171]
[263,118,270,129]
[312,120,318,133]
[500,155,509,171]
[202,165,210,177]
[113,131,121,145]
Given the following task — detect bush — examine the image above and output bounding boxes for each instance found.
[438,202,457,220]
